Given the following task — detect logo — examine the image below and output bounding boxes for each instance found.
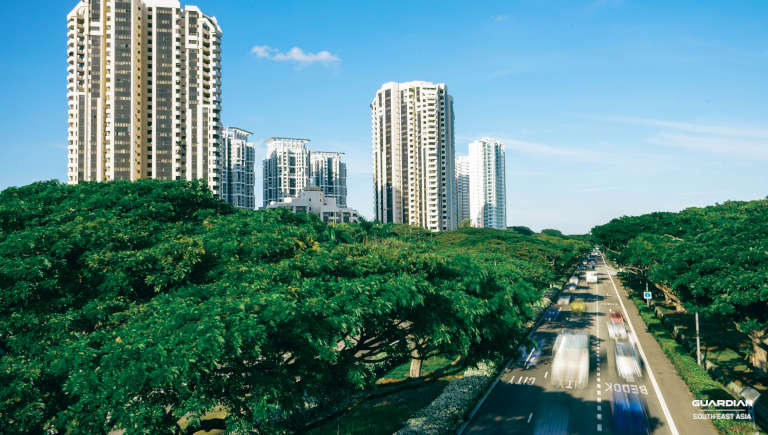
[692,400,753,408]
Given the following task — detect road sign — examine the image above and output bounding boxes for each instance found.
[643,291,652,300]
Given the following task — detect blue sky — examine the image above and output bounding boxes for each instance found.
[1,0,766,233]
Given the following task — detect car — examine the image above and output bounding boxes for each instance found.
[557,294,571,306]
[533,401,569,435]
[522,338,544,368]
[607,310,628,339]
[615,339,643,382]
[611,390,650,434]
[571,301,586,315]
[544,306,561,321]
[586,271,598,283]
[551,333,589,389]
[569,276,579,285]
[566,283,577,291]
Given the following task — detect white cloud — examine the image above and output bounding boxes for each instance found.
[501,138,605,161]
[592,114,768,160]
[250,45,341,65]
[251,45,276,58]
[647,132,768,161]
[594,115,768,139]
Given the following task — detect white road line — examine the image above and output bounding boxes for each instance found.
[600,252,680,435]
[544,371,549,379]
[597,423,603,432]
[527,412,533,423]
[597,413,602,420]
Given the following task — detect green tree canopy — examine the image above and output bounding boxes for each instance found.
[0,180,588,433]
[591,199,768,332]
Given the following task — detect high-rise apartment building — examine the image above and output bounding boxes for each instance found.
[310,152,347,207]
[221,127,255,209]
[262,137,310,207]
[468,138,506,229]
[262,138,349,208]
[66,0,222,194]
[371,81,457,232]
[455,155,470,225]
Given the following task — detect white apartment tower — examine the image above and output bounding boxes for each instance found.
[221,127,255,209]
[371,81,457,232]
[310,152,347,207]
[66,0,223,194]
[455,155,470,225]
[468,138,506,230]
[262,137,311,207]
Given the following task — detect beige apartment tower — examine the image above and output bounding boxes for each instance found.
[66,0,222,194]
[371,81,457,232]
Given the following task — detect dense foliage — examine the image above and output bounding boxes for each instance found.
[591,199,768,332]
[0,180,588,434]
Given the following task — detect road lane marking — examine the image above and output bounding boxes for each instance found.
[544,371,549,379]
[527,412,533,423]
[597,413,602,420]
[600,252,680,435]
[597,423,603,432]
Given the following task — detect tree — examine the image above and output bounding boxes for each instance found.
[541,229,564,238]
[509,226,534,236]
[0,180,589,433]
[591,199,768,333]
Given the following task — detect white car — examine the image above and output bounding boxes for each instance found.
[586,271,598,283]
[569,276,579,285]
[615,340,642,382]
[552,333,589,389]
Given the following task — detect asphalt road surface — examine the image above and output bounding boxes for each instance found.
[461,252,718,435]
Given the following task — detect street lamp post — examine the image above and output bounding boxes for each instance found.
[695,312,702,366]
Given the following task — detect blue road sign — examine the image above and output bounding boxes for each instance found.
[643,291,652,299]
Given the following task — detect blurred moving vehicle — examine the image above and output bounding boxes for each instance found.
[544,306,561,321]
[611,390,650,434]
[557,294,572,306]
[615,338,643,382]
[523,337,544,369]
[566,282,577,291]
[551,333,589,389]
[533,401,569,435]
[586,271,598,283]
[607,310,628,340]
[569,276,579,285]
[570,301,586,315]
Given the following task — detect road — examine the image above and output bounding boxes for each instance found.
[461,252,718,434]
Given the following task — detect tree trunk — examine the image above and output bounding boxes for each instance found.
[409,344,423,378]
